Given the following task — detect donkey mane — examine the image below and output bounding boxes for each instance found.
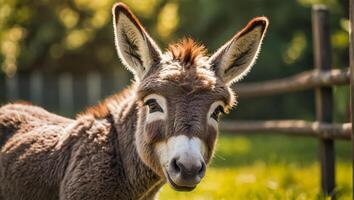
[81,84,136,118]
[167,38,207,66]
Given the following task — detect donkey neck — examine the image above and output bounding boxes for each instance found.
[107,85,163,199]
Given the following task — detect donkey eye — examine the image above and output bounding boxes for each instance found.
[211,106,224,121]
[144,99,163,113]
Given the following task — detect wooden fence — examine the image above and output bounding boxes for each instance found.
[0,72,130,116]
[0,3,353,199]
[219,4,353,198]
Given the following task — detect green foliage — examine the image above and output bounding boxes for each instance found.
[0,0,168,75]
[0,0,349,74]
[0,0,350,120]
[0,1,352,198]
[159,135,352,199]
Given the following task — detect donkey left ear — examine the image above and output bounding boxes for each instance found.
[209,17,269,85]
[112,3,162,81]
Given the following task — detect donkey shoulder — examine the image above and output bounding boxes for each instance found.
[0,105,107,200]
[0,103,73,128]
[0,103,68,146]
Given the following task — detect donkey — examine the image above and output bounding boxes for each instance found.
[0,3,268,200]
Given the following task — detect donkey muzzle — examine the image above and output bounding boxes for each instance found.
[156,135,207,191]
[166,155,206,191]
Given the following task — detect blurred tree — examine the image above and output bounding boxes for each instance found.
[0,0,168,75]
[0,0,350,120]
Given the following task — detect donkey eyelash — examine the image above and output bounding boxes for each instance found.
[144,99,164,113]
[210,106,225,121]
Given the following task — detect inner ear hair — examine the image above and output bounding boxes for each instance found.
[112,3,162,80]
[209,17,269,85]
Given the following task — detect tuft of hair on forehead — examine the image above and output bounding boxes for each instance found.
[167,38,207,66]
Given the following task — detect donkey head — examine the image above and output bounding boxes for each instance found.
[112,3,268,191]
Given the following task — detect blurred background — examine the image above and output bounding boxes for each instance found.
[0,0,352,199]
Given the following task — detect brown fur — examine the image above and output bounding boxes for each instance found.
[133,66,233,175]
[168,38,207,66]
[0,97,162,200]
[237,17,268,38]
[81,84,137,119]
[0,48,231,200]
[0,2,268,199]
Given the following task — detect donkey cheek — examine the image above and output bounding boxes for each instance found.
[144,121,164,144]
[205,127,218,163]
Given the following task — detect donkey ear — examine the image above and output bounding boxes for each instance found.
[209,17,269,85]
[112,3,162,81]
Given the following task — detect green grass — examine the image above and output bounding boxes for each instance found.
[159,134,352,199]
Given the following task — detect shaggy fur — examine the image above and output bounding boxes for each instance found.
[168,38,207,65]
[0,95,163,200]
[0,2,268,200]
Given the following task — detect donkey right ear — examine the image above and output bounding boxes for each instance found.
[209,17,268,85]
[112,3,162,81]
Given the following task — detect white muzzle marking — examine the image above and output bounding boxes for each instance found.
[155,135,207,169]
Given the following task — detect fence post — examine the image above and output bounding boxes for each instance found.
[87,72,101,106]
[349,0,354,197]
[30,71,43,105]
[312,5,335,197]
[5,75,19,101]
[58,73,74,115]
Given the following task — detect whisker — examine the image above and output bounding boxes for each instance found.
[214,152,226,161]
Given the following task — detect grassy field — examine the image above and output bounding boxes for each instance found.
[159,134,352,200]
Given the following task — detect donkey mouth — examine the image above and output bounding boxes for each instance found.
[166,172,196,191]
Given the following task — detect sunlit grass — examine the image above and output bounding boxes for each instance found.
[159,134,352,200]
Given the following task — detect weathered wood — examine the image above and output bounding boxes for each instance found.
[5,75,18,101]
[220,120,351,140]
[73,75,87,113]
[0,76,5,103]
[101,73,117,98]
[17,73,31,101]
[349,0,354,196]
[58,73,74,115]
[42,75,59,113]
[312,5,335,197]
[234,68,349,98]
[29,71,43,105]
[87,72,102,106]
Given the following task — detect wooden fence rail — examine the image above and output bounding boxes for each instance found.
[227,4,351,198]
[235,68,349,98]
[225,6,350,197]
[221,120,351,140]
[0,3,352,198]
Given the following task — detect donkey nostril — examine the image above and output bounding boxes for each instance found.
[171,158,180,173]
[169,157,206,180]
[198,161,206,177]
